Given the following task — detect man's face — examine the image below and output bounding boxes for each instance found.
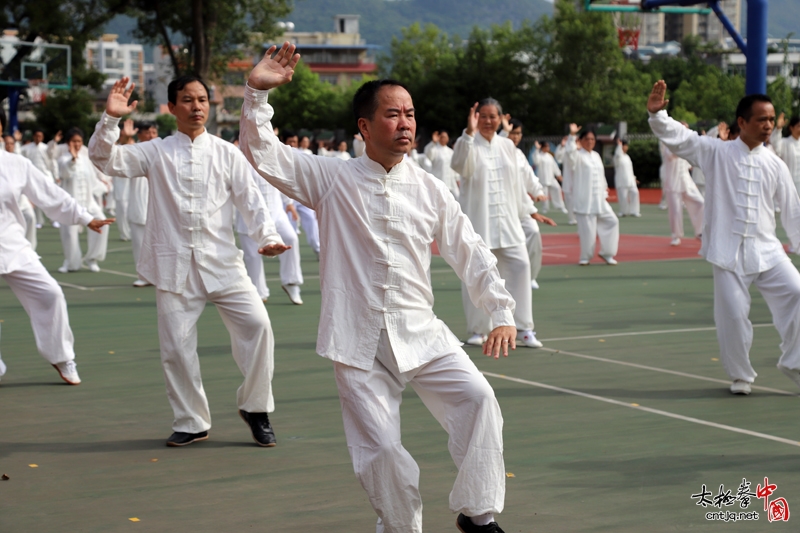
[579,133,596,152]
[137,126,158,142]
[168,81,209,131]
[438,131,449,146]
[478,105,501,139]
[738,101,775,146]
[358,85,415,156]
[508,126,523,147]
[4,135,15,153]
[33,131,44,144]
[68,134,83,153]
[285,135,298,148]
[622,143,629,153]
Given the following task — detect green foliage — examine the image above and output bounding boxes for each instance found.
[767,76,794,116]
[268,62,372,133]
[626,138,661,187]
[33,88,97,138]
[155,113,177,137]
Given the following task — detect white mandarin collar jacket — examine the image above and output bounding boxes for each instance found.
[0,152,92,274]
[613,145,636,189]
[88,114,283,294]
[240,86,515,373]
[451,130,535,249]
[650,110,800,274]
[564,136,608,215]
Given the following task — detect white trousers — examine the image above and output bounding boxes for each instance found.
[520,217,542,281]
[115,199,131,241]
[616,186,640,216]
[576,205,619,262]
[291,203,320,254]
[563,192,577,224]
[667,187,704,239]
[541,184,566,213]
[2,259,76,365]
[155,262,275,433]
[130,222,145,267]
[334,330,505,533]
[59,203,108,270]
[35,205,45,226]
[713,261,800,382]
[461,244,533,335]
[240,210,301,300]
[21,199,37,250]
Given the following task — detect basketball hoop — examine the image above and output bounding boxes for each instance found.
[617,27,641,50]
[614,12,642,51]
[27,79,48,104]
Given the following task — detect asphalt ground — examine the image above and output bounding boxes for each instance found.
[1,203,798,532]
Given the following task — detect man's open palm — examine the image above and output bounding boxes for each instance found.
[107,77,138,118]
[248,42,301,91]
[647,80,669,114]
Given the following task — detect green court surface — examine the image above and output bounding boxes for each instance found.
[1,204,799,532]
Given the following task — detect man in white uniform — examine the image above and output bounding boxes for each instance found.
[613,139,640,217]
[20,129,58,229]
[5,135,37,248]
[241,42,517,533]
[771,115,800,194]
[0,110,114,385]
[89,75,290,447]
[453,100,547,349]
[424,130,460,199]
[284,132,322,262]
[56,128,111,273]
[661,129,704,246]
[532,141,566,214]
[648,81,800,395]
[554,136,578,224]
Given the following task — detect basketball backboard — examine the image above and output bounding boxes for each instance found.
[585,0,711,14]
[0,40,71,90]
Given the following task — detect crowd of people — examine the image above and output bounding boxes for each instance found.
[3,40,800,533]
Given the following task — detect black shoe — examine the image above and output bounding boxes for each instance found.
[239,410,277,447]
[166,431,209,447]
[456,513,505,533]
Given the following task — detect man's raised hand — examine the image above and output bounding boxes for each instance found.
[248,42,301,91]
[106,77,138,118]
[466,103,479,136]
[647,80,669,114]
[569,123,580,136]
[258,243,292,257]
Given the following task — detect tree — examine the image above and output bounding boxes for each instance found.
[33,87,96,138]
[130,0,291,80]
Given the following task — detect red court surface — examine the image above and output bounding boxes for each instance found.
[541,233,701,265]
[608,187,662,204]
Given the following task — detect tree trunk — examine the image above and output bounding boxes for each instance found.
[191,0,208,79]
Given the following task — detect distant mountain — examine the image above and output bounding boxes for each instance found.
[103,0,796,55]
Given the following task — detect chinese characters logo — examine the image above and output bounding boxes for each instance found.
[691,477,790,523]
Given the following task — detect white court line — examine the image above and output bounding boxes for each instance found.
[57,281,90,291]
[540,324,774,343]
[541,252,569,258]
[105,246,132,253]
[97,268,139,279]
[538,347,797,396]
[482,371,800,448]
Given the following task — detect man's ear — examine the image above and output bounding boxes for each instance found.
[357,118,369,140]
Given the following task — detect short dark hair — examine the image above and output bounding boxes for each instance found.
[789,116,800,129]
[621,139,629,146]
[138,121,157,131]
[353,79,410,129]
[578,128,596,140]
[167,75,211,105]
[735,94,772,122]
[729,120,741,138]
[65,127,84,141]
[0,107,5,132]
[509,118,523,130]
[281,129,297,142]
[33,128,44,135]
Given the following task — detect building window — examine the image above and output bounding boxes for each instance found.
[319,74,339,84]
[767,65,781,76]
[224,97,244,114]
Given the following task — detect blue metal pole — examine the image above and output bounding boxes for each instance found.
[710,1,747,54]
[746,0,768,95]
[8,88,20,134]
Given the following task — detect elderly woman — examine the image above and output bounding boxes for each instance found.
[563,123,620,265]
[452,98,548,348]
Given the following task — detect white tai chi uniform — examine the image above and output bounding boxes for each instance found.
[661,142,704,239]
[0,151,94,368]
[564,136,619,262]
[237,167,301,300]
[650,110,800,384]
[241,86,511,533]
[424,141,460,199]
[56,150,110,271]
[20,141,56,226]
[613,144,640,216]
[692,166,706,197]
[554,143,578,224]
[517,149,545,282]
[18,194,37,250]
[771,131,800,195]
[532,148,565,213]
[128,175,148,274]
[112,175,131,240]
[89,113,284,433]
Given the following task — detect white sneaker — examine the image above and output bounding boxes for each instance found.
[632,213,642,218]
[132,279,151,287]
[282,284,303,305]
[53,361,81,385]
[730,380,751,395]
[600,255,618,265]
[567,220,578,226]
[516,330,543,348]
[561,208,569,215]
[578,260,590,266]
[670,238,681,246]
[777,365,800,390]
[86,260,100,272]
[52,221,61,228]
[0,356,7,382]
[465,333,487,346]
[531,279,540,290]
[658,204,668,211]
[57,261,70,274]
[36,223,43,229]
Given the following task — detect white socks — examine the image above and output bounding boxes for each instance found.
[470,513,495,526]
